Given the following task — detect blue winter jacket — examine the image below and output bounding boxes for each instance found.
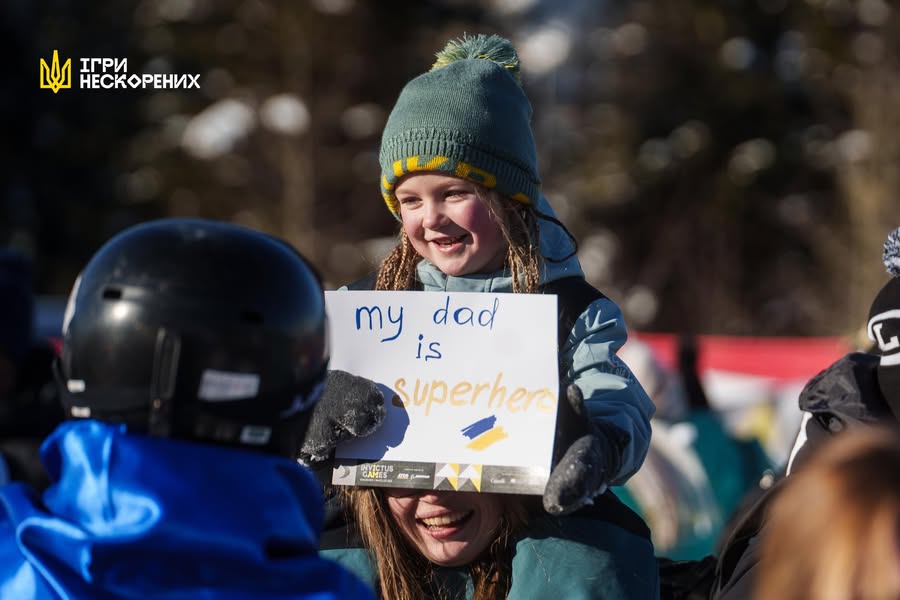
[371,194,654,484]
[0,420,374,600]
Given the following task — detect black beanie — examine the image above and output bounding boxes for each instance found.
[867,227,900,415]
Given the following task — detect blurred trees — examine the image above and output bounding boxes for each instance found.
[4,0,899,337]
[540,0,900,336]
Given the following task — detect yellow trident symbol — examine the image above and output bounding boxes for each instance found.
[40,50,72,94]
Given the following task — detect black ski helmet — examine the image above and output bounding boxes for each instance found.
[58,218,329,457]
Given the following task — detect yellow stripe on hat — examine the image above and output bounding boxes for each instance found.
[455,162,497,189]
[383,193,399,218]
[407,156,449,173]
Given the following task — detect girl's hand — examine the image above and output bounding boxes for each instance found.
[543,384,630,516]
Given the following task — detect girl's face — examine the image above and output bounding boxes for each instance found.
[386,489,504,567]
[396,173,507,277]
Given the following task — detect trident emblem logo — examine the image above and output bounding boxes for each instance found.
[40,50,72,94]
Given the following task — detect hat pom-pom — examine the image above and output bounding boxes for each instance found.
[885,228,900,278]
[431,33,522,85]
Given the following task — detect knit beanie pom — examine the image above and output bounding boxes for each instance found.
[430,34,522,86]
[872,227,900,420]
[884,227,900,278]
[379,33,540,219]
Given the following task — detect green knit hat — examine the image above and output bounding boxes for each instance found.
[379,33,541,219]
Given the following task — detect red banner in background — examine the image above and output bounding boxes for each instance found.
[627,333,854,466]
[631,333,852,382]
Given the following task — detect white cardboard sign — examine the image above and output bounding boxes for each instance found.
[325,290,559,495]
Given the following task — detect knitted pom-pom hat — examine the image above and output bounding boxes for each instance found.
[867,227,900,416]
[379,33,541,219]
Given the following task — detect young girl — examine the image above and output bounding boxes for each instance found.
[321,33,659,599]
[348,33,654,514]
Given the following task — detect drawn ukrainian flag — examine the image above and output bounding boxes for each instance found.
[461,415,508,451]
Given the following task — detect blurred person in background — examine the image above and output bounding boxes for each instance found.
[617,335,773,561]
[755,426,900,600]
[0,219,374,599]
[0,249,63,490]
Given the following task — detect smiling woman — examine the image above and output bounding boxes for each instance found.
[344,487,525,597]
[324,488,528,599]
[323,484,658,600]
[384,488,512,567]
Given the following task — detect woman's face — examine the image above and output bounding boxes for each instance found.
[396,172,507,277]
[386,489,504,567]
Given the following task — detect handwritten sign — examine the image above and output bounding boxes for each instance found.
[325,290,559,495]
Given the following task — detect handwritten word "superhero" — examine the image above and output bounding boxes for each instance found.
[393,372,556,417]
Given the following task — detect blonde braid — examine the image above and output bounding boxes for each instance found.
[481,190,541,293]
[376,230,419,290]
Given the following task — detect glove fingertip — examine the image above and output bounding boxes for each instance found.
[566,383,584,405]
[543,434,608,516]
[542,496,565,516]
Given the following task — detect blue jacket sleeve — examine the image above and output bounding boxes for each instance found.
[560,296,655,485]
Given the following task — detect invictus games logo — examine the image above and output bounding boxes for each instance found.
[39,51,200,92]
[39,50,71,94]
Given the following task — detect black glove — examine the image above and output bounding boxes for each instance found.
[298,370,386,466]
[542,383,630,516]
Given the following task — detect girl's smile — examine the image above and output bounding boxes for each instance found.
[396,173,507,277]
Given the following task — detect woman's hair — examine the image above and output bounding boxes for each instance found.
[374,187,542,293]
[343,486,532,600]
[756,426,900,600]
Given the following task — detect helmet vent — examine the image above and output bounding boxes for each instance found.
[102,286,123,300]
[240,309,264,325]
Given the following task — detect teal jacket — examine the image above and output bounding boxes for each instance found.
[344,194,654,484]
[321,491,660,599]
[614,411,774,560]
